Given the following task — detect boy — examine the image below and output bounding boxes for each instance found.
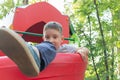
[0,21,89,77]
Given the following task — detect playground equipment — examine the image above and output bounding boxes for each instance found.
[0,2,87,80]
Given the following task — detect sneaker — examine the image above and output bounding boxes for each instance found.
[0,28,40,77]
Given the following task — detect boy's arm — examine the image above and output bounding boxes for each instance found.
[75,47,89,62]
[57,44,77,53]
[57,44,89,62]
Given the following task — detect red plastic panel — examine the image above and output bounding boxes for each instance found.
[13,2,69,43]
[0,50,5,56]
[0,53,87,80]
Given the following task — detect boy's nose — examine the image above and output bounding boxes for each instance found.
[49,38,54,43]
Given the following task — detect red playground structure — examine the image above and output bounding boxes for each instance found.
[0,2,87,80]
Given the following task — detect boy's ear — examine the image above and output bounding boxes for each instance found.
[61,35,64,42]
[42,37,44,40]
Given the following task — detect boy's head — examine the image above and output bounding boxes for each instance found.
[43,21,64,49]
[43,21,62,34]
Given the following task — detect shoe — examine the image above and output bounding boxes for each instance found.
[0,28,40,77]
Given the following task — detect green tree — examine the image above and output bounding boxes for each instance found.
[64,0,120,80]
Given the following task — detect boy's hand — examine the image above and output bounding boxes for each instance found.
[76,47,89,62]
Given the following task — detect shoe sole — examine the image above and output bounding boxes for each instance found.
[0,28,39,77]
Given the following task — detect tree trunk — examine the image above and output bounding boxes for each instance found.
[88,15,100,80]
[94,0,109,80]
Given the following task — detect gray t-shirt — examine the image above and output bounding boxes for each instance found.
[57,44,77,53]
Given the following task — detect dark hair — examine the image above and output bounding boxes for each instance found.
[43,21,62,34]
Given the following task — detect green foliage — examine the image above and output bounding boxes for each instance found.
[0,0,23,19]
[65,0,120,80]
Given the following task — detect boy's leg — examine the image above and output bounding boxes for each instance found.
[35,41,56,71]
[0,28,40,77]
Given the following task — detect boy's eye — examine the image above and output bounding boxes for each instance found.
[53,36,57,39]
[45,36,49,39]
[45,35,58,39]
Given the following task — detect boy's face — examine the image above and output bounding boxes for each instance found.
[43,28,64,50]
